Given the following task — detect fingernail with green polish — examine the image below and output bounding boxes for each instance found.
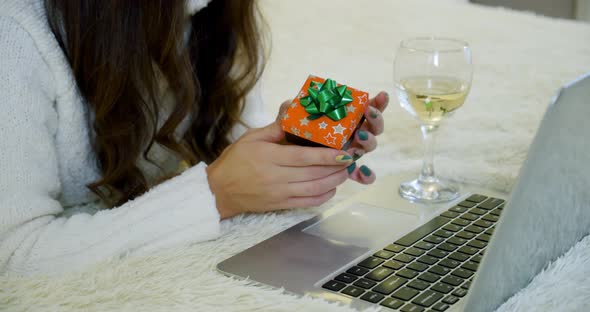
[383,92,390,102]
[360,165,372,177]
[335,154,352,163]
[347,162,356,174]
[358,130,369,141]
[370,107,379,119]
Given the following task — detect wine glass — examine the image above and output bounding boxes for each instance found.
[394,37,473,203]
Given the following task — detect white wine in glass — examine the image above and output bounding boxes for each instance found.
[394,38,473,203]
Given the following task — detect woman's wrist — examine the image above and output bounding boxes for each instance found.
[206,162,238,219]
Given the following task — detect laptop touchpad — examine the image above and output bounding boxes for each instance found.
[302,202,419,249]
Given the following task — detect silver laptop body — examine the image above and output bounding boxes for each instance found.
[217,73,590,311]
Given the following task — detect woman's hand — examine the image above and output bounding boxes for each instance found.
[206,122,354,219]
[344,91,389,184]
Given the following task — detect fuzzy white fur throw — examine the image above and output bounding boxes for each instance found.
[1,0,590,311]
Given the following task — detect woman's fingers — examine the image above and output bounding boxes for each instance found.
[363,106,384,135]
[369,91,389,112]
[279,165,348,183]
[275,99,293,123]
[287,168,348,197]
[347,163,376,185]
[274,145,353,167]
[279,188,338,210]
[350,129,377,153]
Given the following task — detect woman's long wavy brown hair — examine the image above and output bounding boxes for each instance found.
[45,0,265,206]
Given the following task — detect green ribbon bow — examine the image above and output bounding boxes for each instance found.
[299,78,353,121]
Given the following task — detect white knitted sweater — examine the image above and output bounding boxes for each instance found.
[0,0,270,276]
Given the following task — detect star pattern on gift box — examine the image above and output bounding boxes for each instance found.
[341,137,348,146]
[332,123,346,135]
[346,105,356,113]
[282,113,289,120]
[358,94,368,105]
[290,127,300,135]
[297,91,306,99]
[350,118,358,129]
[290,101,297,108]
[304,131,312,139]
[318,121,328,129]
[299,117,310,126]
[324,133,337,145]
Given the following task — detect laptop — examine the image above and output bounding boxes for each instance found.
[217,73,590,312]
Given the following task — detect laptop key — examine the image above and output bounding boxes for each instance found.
[405,247,426,257]
[366,267,394,281]
[449,252,470,262]
[479,198,504,210]
[442,275,464,287]
[466,194,487,203]
[322,280,346,291]
[353,278,377,289]
[461,280,472,289]
[437,243,458,252]
[360,291,384,303]
[417,255,439,265]
[450,206,468,213]
[374,276,408,295]
[429,265,451,276]
[431,282,454,294]
[468,208,487,216]
[432,302,451,311]
[412,289,444,307]
[452,288,469,297]
[407,262,428,272]
[385,244,406,253]
[457,201,477,208]
[467,240,487,249]
[465,225,485,234]
[400,303,425,312]
[392,286,420,301]
[434,230,454,238]
[396,268,419,279]
[415,241,435,250]
[485,227,496,235]
[394,216,450,247]
[476,233,492,242]
[439,258,460,269]
[418,272,441,283]
[427,249,449,259]
[456,231,476,240]
[458,246,479,255]
[358,256,384,269]
[447,237,468,246]
[440,211,460,219]
[490,208,502,217]
[451,218,470,227]
[335,273,358,283]
[442,224,462,232]
[374,250,395,259]
[471,254,483,263]
[381,298,404,309]
[341,285,365,297]
[473,220,494,228]
[408,279,430,291]
[451,268,474,279]
[460,213,478,221]
[347,266,369,276]
[461,261,479,272]
[482,214,500,223]
[424,235,446,244]
[394,253,416,263]
[442,295,459,304]
[383,260,405,270]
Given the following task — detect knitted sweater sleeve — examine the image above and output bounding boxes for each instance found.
[0,18,220,276]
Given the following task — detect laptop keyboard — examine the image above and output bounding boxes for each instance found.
[321,194,505,311]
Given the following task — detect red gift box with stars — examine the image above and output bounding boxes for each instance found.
[280,75,369,150]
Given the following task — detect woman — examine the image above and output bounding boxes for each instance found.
[0,0,388,276]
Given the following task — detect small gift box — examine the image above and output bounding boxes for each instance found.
[281,75,369,150]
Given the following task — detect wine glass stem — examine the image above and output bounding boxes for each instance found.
[418,124,439,184]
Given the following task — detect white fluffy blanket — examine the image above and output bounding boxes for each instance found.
[2,0,590,311]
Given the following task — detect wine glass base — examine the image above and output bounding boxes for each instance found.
[399,178,460,204]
